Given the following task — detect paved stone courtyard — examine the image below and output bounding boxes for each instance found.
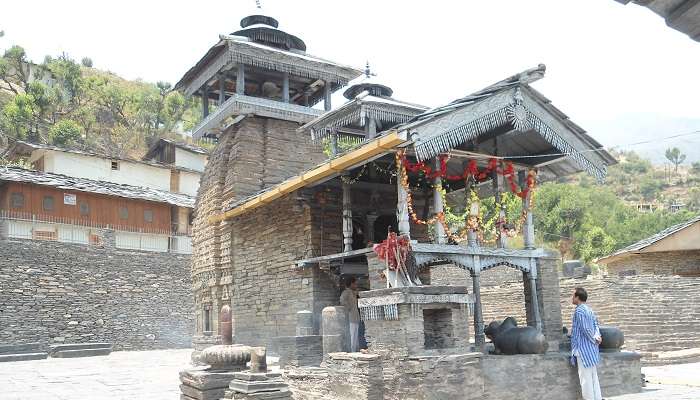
[0,349,698,399]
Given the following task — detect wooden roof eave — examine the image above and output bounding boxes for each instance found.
[208,130,409,224]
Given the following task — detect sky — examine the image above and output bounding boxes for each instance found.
[2,0,699,161]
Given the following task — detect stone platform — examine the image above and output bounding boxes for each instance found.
[285,350,643,400]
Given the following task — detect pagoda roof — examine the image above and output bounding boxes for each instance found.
[299,91,428,141]
[174,35,363,98]
[398,64,616,182]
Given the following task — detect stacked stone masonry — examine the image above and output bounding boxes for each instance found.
[605,250,700,277]
[0,236,193,351]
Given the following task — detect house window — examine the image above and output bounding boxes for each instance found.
[119,206,128,220]
[79,202,90,216]
[10,193,24,209]
[111,161,120,170]
[42,196,54,211]
[144,209,154,223]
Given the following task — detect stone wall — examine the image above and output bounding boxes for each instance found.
[479,275,700,363]
[0,234,193,351]
[605,250,700,277]
[286,351,641,400]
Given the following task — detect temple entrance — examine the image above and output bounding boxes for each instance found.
[372,214,397,243]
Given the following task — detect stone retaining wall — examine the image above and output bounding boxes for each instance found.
[477,275,700,363]
[0,235,194,351]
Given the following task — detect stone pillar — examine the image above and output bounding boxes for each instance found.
[532,253,564,349]
[471,269,485,349]
[220,304,233,345]
[330,132,338,157]
[282,72,290,103]
[322,306,348,354]
[528,271,542,331]
[366,252,385,290]
[342,181,353,252]
[323,80,332,111]
[250,347,267,373]
[493,172,506,248]
[433,158,447,244]
[236,64,245,95]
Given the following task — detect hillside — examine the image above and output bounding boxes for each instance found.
[0,43,208,162]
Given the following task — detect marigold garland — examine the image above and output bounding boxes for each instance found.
[395,149,537,245]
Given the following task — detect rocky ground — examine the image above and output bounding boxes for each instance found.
[0,349,697,399]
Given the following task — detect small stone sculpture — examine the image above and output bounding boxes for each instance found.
[200,344,251,371]
[484,317,548,355]
[599,326,624,352]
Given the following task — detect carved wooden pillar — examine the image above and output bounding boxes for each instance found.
[282,72,290,103]
[433,158,447,244]
[519,170,535,249]
[330,131,338,157]
[493,171,507,248]
[366,117,377,140]
[218,74,225,105]
[323,80,332,111]
[397,166,411,238]
[236,64,245,95]
[342,179,353,252]
[201,86,209,118]
[471,267,485,349]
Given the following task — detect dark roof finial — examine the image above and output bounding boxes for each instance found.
[364,61,376,79]
[255,0,262,9]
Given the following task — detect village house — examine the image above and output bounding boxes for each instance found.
[598,215,700,277]
[6,138,208,197]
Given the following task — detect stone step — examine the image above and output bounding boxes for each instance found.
[0,352,48,362]
[49,343,112,354]
[0,343,43,355]
[50,348,112,358]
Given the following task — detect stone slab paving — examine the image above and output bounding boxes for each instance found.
[0,349,698,399]
[0,348,191,400]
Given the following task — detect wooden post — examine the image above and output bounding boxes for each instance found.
[433,158,447,244]
[201,86,209,118]
[324,80,332,111]
[397,166,411,238]
[493,171,507,248]
[366,117,377,140]
[471,266,485,349]
[519,170,535,249]
[282,72,290,103]
[218,74,225,105]
[342,179,353,253]
[330,132,338,157]
[236,64,245,95]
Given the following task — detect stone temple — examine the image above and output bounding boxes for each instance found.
[176,7,643,400]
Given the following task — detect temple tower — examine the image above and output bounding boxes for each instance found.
[175,7,362,357]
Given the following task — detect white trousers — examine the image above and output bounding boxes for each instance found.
[577,361,602,400]
[349,321,359,352]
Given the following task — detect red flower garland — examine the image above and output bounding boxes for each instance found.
[401,154,534,199]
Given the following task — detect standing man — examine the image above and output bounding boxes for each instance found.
[339,277,360,352]
[571,287,603,400]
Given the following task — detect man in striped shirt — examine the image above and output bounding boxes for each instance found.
[571,287,603,400]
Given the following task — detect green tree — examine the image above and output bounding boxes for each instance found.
[665,147,686,174]
[574,225,615,263]
[1,93,35,140]
[48,119,83,146]
[0,45,31,94]
[81,57,93,68]
[639,176,663,201]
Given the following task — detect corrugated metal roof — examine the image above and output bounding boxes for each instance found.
[0,167,195,208]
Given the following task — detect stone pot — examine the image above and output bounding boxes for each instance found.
[599,326,624,352]
[201,344,252,370]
